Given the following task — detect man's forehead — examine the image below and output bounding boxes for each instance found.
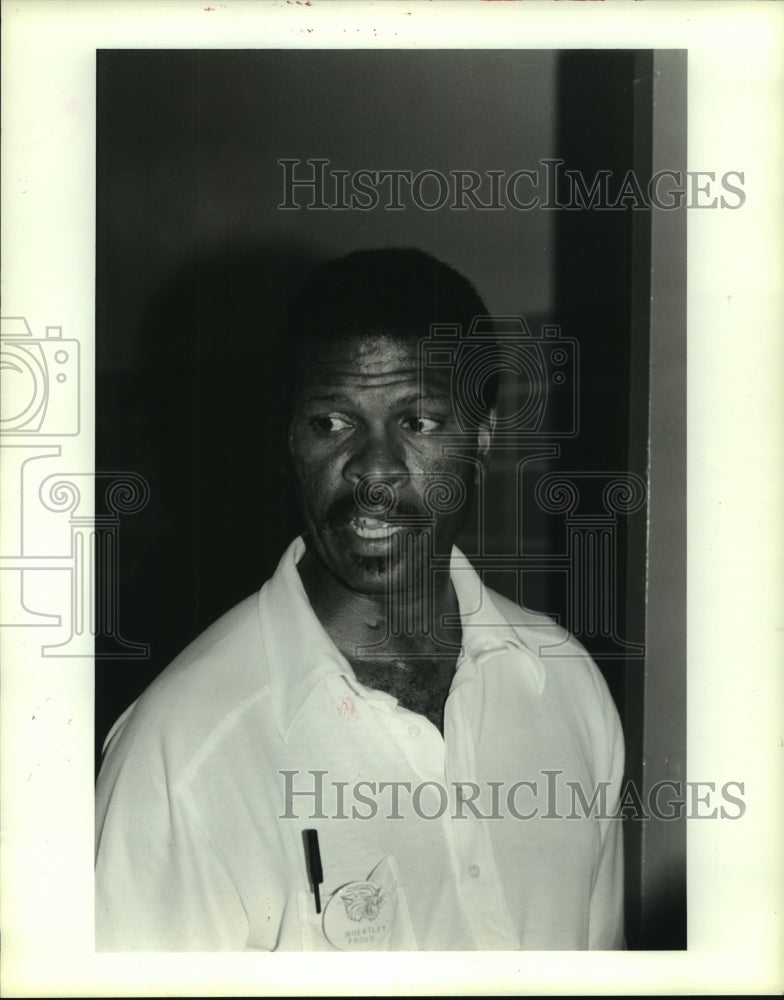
[294,332,451,390]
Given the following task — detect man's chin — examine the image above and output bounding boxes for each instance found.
[342,552,397,593]
[334,545,409,593]
[312,526,434,596]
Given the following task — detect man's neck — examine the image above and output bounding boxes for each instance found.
[296,545,462,663]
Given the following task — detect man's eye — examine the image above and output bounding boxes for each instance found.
[310,415,353,434]
[403,416,443,434]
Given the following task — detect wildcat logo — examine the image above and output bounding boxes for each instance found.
[340,883,387,922]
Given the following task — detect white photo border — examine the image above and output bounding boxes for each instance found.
[1,0,782,995]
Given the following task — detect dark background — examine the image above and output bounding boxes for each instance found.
[95,49,683,948]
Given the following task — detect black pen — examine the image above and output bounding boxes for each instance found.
[303,828,324,914]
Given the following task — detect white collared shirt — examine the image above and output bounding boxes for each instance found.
[95,537,625,951]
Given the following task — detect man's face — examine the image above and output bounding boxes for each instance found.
[289,333,492,596]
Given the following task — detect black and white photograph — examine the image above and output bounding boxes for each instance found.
[1,1,782,995]
[93,46,686,953]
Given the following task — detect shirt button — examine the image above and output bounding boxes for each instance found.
[408,724,421,738]
[468,864,481,879]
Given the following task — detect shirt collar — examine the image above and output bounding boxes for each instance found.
[259,536,544,741]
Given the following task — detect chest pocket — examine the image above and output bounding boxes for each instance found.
[297,855,418,951]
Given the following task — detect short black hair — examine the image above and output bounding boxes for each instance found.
[283,247,499,416]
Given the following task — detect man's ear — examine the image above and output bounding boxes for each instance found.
[477,407,496,464]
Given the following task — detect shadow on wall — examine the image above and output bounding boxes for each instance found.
[96,239,322,763]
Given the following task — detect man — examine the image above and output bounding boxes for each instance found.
[95,247,625,951]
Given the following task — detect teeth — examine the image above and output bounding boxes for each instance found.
[352,517,403,539]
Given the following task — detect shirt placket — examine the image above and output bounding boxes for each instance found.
[360,684,447,786]
[443,648,520,950]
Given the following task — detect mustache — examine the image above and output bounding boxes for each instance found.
[324,492,426,530]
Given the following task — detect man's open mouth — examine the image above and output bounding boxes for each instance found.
[350,516,405,539]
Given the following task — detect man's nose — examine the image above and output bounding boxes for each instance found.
[342,428,410,493]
